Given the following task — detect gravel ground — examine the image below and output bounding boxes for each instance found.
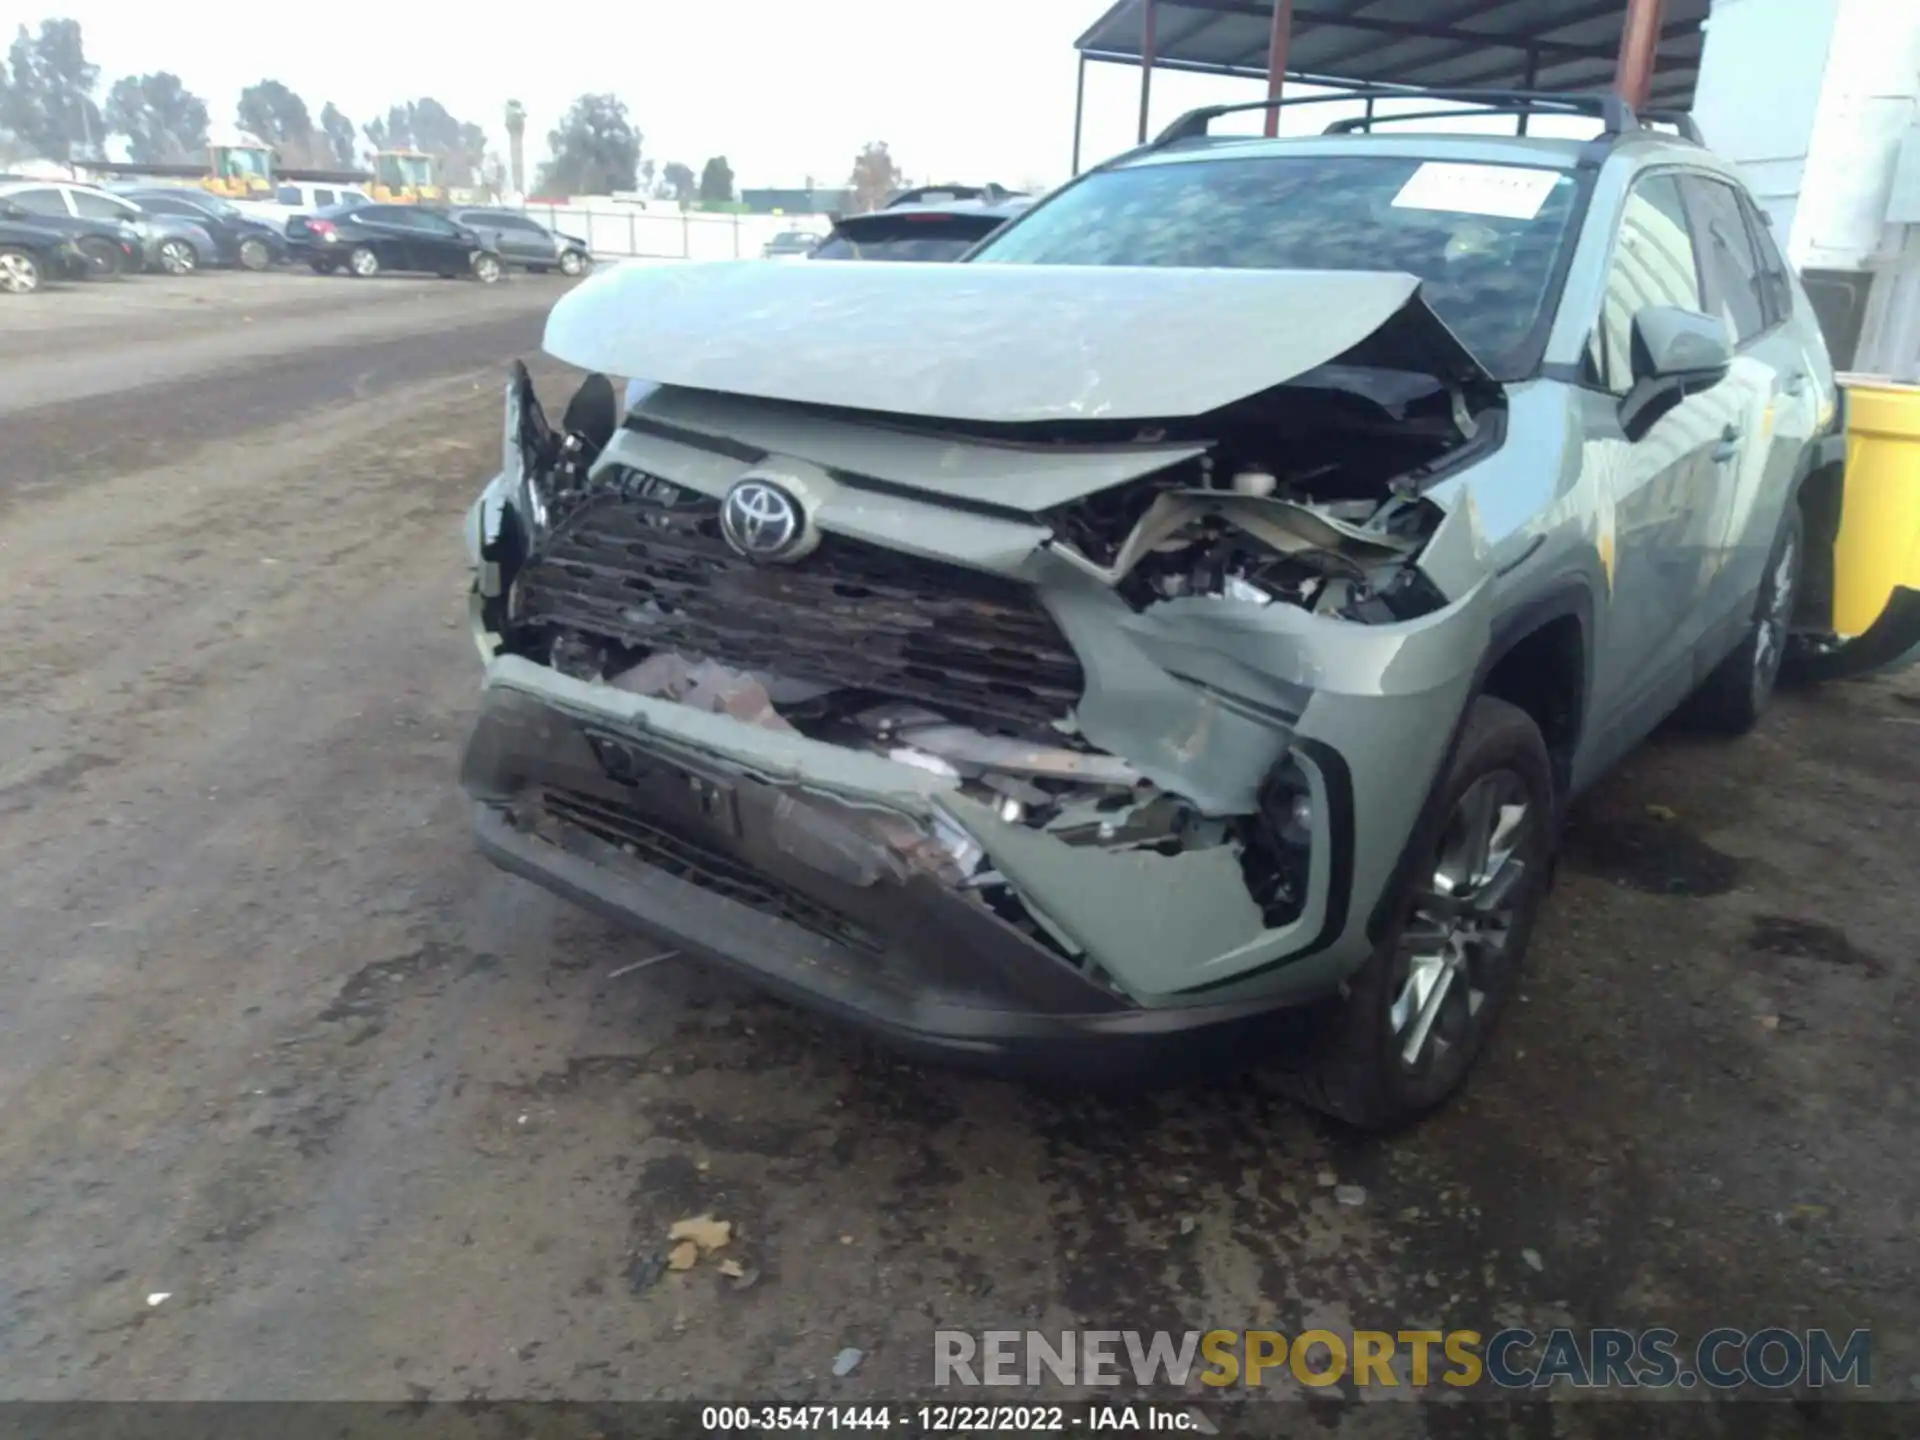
[0,271,1913,1425]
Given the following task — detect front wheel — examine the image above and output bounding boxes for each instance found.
[237,236,271,271]
[1275,696,1556,1131]
[76,236,123,279]
[0,246,43,294]
[471,252,503,285]
[347,245,381,278]
[156,238,197,275]
[1686,501,1804,734]
[559,250,588,277]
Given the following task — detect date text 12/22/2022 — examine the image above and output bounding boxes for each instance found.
[699,1405,1207,1431]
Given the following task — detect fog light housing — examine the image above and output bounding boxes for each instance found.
[1236,756,1316,929]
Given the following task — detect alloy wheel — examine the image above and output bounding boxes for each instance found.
[0,250,40,294]
[1389,769,1532,1075]
[159,239,195,275]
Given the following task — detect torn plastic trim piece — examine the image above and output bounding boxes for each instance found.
[1047,487,1418,589]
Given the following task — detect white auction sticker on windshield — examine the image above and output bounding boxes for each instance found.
[1391,162,1560,220]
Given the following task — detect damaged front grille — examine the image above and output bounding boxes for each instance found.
[540,787,885,955]
[512,491,1084,732]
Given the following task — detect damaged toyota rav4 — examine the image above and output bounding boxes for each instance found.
[459,100,1844,1128]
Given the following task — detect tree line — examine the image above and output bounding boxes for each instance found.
[2,15,912,209]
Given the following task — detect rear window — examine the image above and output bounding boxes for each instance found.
[813,214,1006,263]
[971,154,1585,378]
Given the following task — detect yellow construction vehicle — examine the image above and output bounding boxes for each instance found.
[90,141,278,198]
[369,149,445,204]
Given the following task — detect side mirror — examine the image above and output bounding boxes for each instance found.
[1631,305,1732,384]
[1620,305,1732,440]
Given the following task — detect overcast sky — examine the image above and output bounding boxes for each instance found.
[49,0,1324,185]
[49,0,1598,185]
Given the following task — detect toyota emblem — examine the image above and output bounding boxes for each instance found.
[720,478,805,560]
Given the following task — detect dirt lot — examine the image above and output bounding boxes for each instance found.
[0,268,1915,1421]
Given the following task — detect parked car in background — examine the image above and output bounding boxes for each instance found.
[0,180,215,275]
[291,202,504,282]
[449,208,591,276]
[109,186,286,271]
[0,196,141,278]
[0,215,88,293]
[761,229,823,259]
[235,180,374,234]
[811,195,1034,262]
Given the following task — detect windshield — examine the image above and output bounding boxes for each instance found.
[971,154,1583,377]
[378,154,436,187]
[815,215,1007,263]
[220,148,271,181]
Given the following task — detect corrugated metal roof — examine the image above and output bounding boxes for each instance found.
[1076,0,1709,110]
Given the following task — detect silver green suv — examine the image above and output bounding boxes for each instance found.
[461,94,1845,1129]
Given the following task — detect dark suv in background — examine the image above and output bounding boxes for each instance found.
[451,208,591,276]
[812,194,1035,263]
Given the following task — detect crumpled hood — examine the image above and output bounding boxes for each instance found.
[543,259,1483,425]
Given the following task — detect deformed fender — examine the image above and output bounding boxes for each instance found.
[941,570,1497,1002]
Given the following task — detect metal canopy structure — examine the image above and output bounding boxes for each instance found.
[1072,0,1708,163]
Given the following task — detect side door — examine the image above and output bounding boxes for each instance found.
[1577,170,1739,764]
[452,209,506,255]
[1675,173,1809,647]
[407,209,474,270]
[489,213,554,265]
[356,205,418,267]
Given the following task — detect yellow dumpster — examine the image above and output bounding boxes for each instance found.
[1795,374,1920,680]
[1834,377,1920,637]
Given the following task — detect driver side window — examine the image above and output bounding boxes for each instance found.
[1588,174,1704,395]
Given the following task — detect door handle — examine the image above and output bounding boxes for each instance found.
[1712,423,1743,463]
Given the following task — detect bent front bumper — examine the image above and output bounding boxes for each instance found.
[460,660,1374,1070]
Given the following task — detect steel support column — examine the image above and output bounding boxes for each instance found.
[1263,0,1296,136]
[1072,53,1088,174]
[1137,0,1159,143]
[1613,0,1667,110]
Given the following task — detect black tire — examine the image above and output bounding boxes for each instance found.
[0,246,42,294]
[471,252,503,285]
[1685,501,1804,734]
[347,245,381,278]
[308,258,338,275]
[76,235,123,279]
[1274,696,1556,1131]
[237,236,272,271]
[559,249,587,277]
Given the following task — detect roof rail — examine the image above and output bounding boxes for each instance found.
[1637,109,1705,145]
[1151,87,1639,149]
